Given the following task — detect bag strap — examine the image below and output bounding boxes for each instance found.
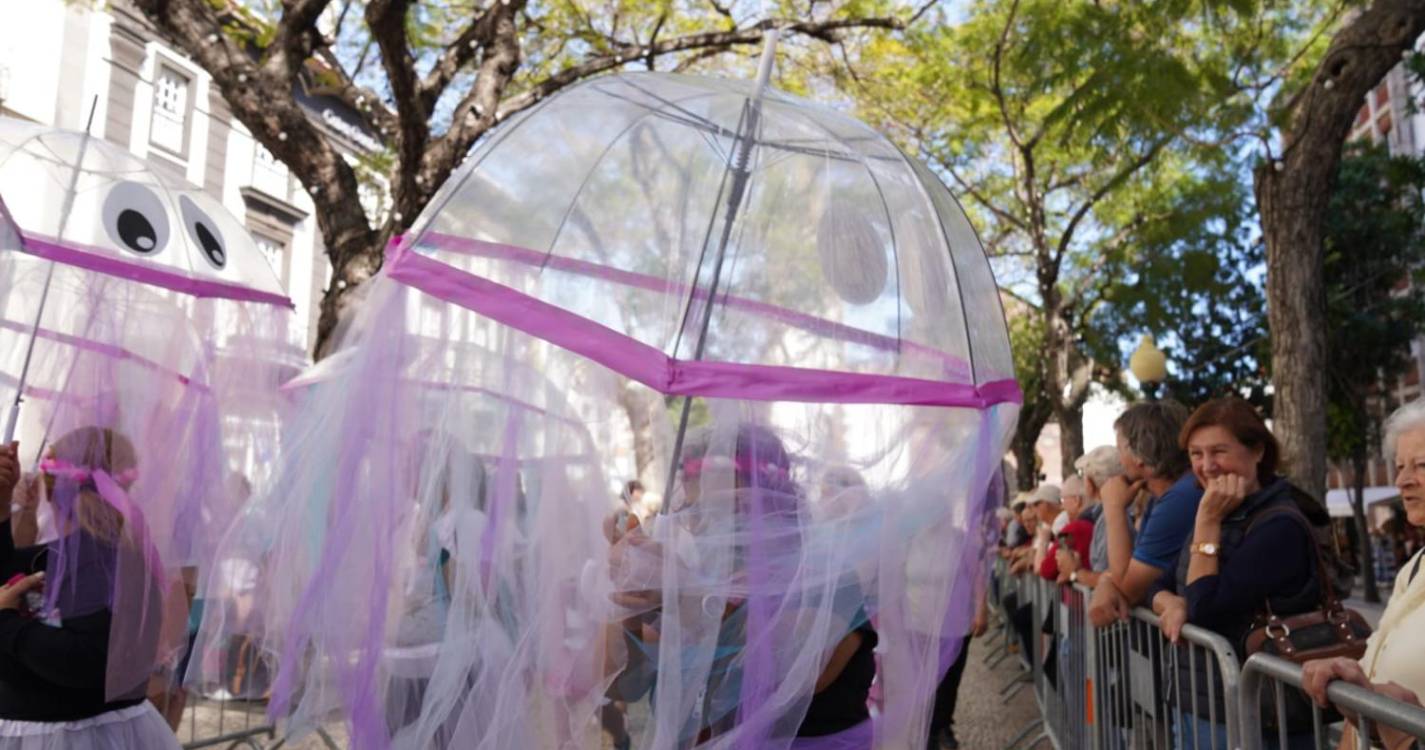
[1244,503,1342,615]
[1411,548,1424,586]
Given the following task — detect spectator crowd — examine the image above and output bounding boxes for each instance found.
[998,397,1425,750]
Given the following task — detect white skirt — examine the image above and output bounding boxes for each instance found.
[0,703,181,750]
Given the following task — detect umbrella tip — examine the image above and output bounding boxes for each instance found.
[754,28,779,95]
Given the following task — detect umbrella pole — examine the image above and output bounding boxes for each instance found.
[3,99,99,446]
[661,30,780,512]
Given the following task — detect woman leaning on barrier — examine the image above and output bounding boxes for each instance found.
[1303,399,1425,750]
[1147,397,1324,750]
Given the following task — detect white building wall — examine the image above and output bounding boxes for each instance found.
[0,3,67,125]
[0,0,347,357]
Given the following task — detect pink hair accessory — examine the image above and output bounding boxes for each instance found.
[38,458,139,486]
[681,456,790,481]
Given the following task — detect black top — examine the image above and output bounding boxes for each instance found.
[796,621,877,737]
[0,520,143,722]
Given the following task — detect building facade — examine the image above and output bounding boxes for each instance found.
[1327,56,1425,536]
[0,0,379,356]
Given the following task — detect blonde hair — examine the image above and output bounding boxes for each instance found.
[48,427,137,544]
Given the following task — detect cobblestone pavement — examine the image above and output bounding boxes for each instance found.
[178,631,1039,750]
[947,634,1043,750]
[177,698,348,750]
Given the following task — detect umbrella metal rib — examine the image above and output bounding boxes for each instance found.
[661,30,781,513]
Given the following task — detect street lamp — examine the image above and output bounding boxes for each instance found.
[1130,334,1168,399]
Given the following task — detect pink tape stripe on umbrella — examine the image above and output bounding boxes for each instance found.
[0,318,208,390]
[385,241,1021,409]
[414,231,976,382]
[19,233,295,308]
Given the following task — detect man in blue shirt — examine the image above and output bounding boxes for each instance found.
[1088,400,1205,627]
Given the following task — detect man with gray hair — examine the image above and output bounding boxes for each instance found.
[1088,400,1204,627]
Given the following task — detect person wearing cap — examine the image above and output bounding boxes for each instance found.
[1028,484,1062,574]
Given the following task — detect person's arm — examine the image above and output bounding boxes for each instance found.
[0,442,17,527]
[814,630,865,693]
[1031,526,1052,571]
[1038,541,1060,581]
[1099,477,1143,584]
[9,477,40,549]
[1116,560,1168,607]
[0,577,109,691]
[1183,515,1314,631]
[1152,591,1189,643]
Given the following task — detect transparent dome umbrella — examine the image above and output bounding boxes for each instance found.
[0,114,297,700]
[243,41,1019,750]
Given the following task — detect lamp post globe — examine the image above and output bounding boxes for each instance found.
[1129,334,1168,398]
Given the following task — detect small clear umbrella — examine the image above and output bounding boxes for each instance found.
[0,115,296,702]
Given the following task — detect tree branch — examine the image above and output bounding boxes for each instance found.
[309,47,399,136]
[924,150,1030,233]
[419,7,498,114]
[1051,136,1169,271]
[417,0,526,224]
[497,16,906,117]
[366,0,428,220]
[990,0,1024,150]
[264,0,333,79]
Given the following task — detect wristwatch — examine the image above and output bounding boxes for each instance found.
[1192,542,1220,557]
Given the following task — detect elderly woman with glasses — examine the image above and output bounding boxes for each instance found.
[1302,400,1425,750]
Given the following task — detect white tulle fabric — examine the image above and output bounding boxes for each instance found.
[0,704,180,750]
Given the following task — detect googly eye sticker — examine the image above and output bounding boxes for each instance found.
[101,181,170,256]
[178,195,226,269]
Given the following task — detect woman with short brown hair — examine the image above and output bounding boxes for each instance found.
[1149,397,1323,749]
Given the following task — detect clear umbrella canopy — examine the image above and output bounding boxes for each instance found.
[0,117,289,303]
[0,117,297,699]
[239,72,1018,750]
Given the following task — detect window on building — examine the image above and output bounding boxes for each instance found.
[253,144,290,199]
[150,64,190,156]
[255,234,288,284]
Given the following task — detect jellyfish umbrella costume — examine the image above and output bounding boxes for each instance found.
[0,117,295,700]
[241,71,1018,750]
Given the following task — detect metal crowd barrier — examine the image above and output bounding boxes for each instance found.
[990,565,1425,750]
[995,569,1244,750]
[1240,653,1425,750]
[177,691,276,750]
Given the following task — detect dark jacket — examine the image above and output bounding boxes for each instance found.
[1161,478,1323,721]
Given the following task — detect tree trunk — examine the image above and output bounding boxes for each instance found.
[313,232,387,359]
[1352,451,1381,604]
[1011,433,1040,495]
[1057,402,1085,479]
[617,384,673,497]
[1256,0,1425,505]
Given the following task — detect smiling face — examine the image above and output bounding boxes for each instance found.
[1186,425,1264,495]
[1392,427,1425,528]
